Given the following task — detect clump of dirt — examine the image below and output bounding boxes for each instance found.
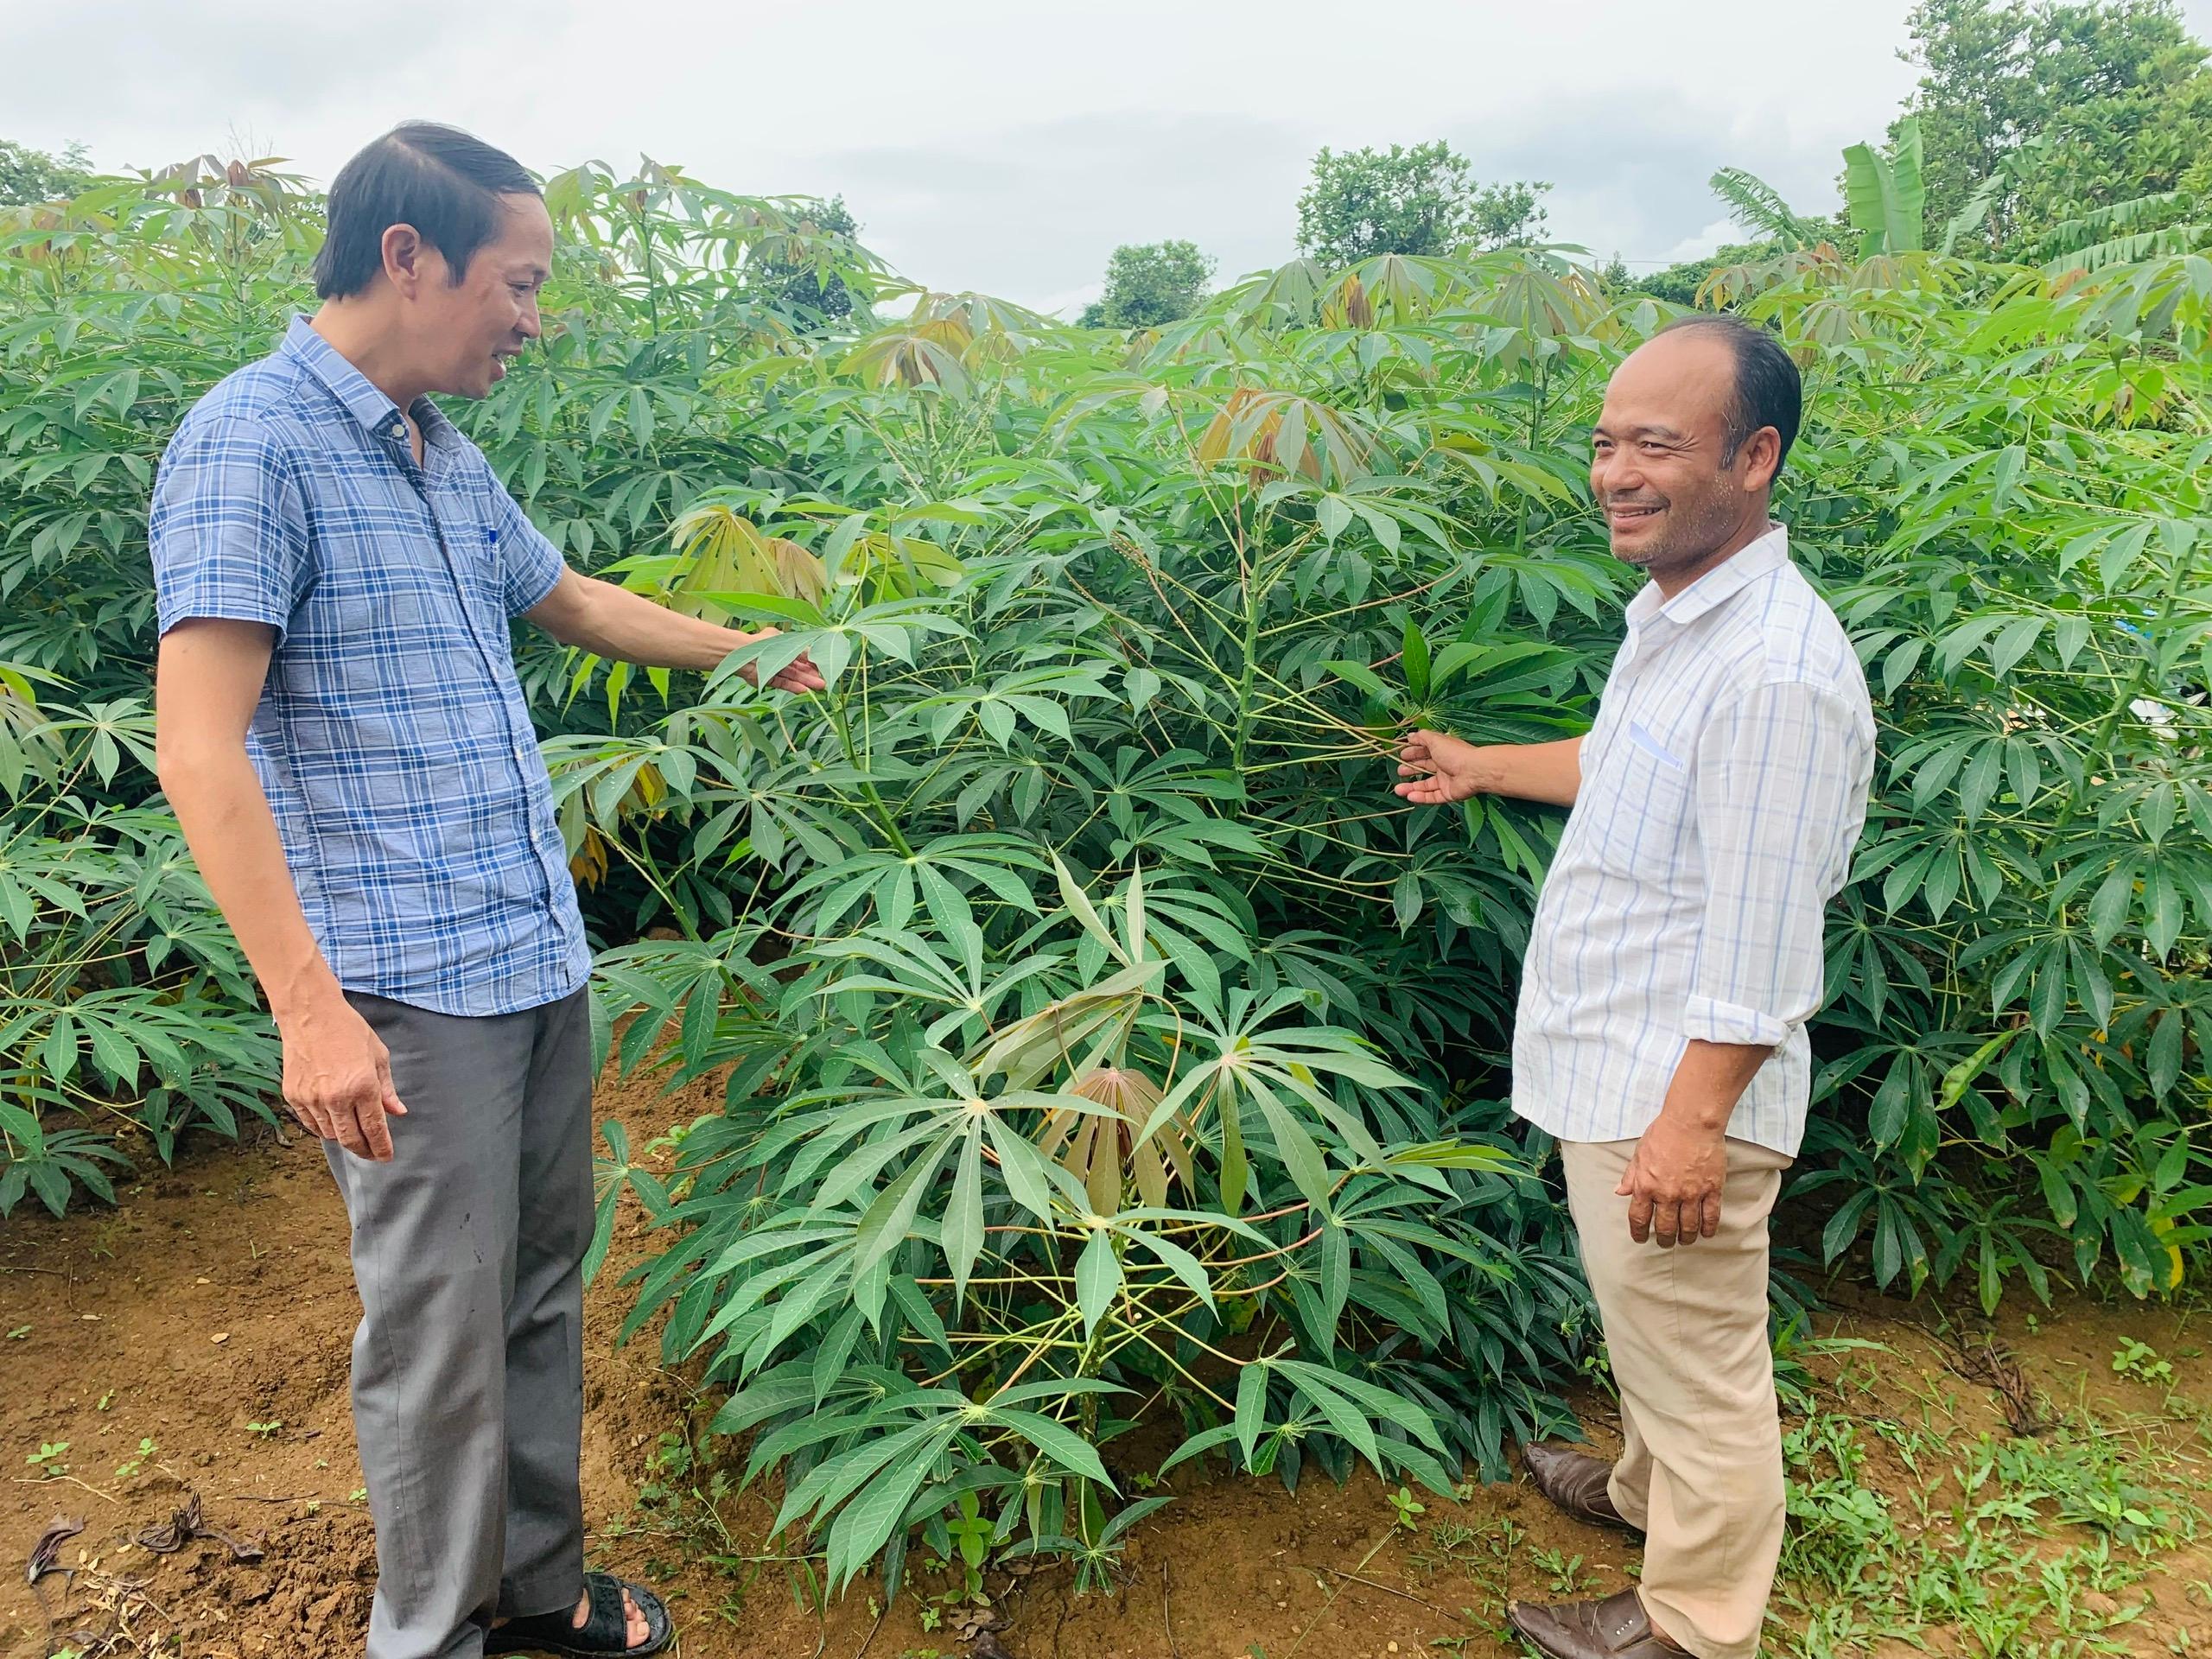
[5,1069,2210,1659]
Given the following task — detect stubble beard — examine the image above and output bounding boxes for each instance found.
[1610,486,1738,582]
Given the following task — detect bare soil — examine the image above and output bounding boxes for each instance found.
[3,1066,2208,1659]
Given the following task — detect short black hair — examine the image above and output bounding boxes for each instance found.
[312,124,539,300]
[1657,315,1802,474]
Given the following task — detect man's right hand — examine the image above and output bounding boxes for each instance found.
[278,997,408,1160]
[1395,728,1486,804]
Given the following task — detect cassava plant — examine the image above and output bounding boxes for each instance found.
[3,147,2209,1597]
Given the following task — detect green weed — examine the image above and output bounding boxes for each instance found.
[2112,1339,2174,1387]
[1771,1396,2202,1659]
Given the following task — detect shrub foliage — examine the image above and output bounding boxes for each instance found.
[3,155,2208,1586]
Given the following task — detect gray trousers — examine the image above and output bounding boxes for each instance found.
[327,988,594,1659]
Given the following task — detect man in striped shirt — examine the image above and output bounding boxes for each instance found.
[151,125,820,1659]
[1395,318,1874,1659]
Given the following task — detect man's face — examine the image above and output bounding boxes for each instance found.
[1589,331,1768,581]
[412,193,551,399]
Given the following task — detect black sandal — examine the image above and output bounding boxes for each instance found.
[484,1573,672,1656]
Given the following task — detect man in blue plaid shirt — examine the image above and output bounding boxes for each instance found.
[149,124,820,1659]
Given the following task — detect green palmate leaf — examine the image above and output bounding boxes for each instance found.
[1393,871,1422,929]
[1250,1089,1334,1214]
[1401,618,1431,701]
[2088,861,2138,948]
[1938,1027,2023,1116]
[1051,852,1128,964]
[773,1412,938,1534]
[1217,1084,1250,1216]
[943,1133,985,1304]
[988,1407,1113,1486]
[852,1146,947,1275]
[812,1306,868,1404]
[1234,1361,1271,1469]
[1123,861,1147,963]
[2147,1010,2185,1100]
[1324,658,1395,702]
[1868,1060,1914,1150]
[1987,616,2044,679]
[1074,1225,1122,1334]
[1274,1363,1377,1464]
[1385,1139,1517,1173]
[710,1369,814,1440]
[1121,1224,1215,1311]
[982,1115,1063,1223]
[1159,1422,1241,1478]
[1319,1221,1351,1335]
[822,1422,962,1588]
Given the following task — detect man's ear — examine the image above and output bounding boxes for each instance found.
[1741,427,1783,494]
[379,224,429,297]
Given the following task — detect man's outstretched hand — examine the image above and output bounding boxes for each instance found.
[1395,728,1485,804]
[734,626,827,693]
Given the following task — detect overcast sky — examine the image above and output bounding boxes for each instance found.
[9,0,2212,316]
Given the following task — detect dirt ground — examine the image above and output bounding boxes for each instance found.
[4,1065,2209,1659]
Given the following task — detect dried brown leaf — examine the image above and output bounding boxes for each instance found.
[137,1493,265,1562]
[27,1515,84,1586]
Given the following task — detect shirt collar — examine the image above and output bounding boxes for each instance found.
[281,315,459,453]
[1625,523,1790,630]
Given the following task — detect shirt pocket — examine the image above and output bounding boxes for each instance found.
[1587,721,1693,877]
[426,480,507,615]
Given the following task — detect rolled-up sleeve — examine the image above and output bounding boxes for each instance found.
[493,484,567,617]
[149,418,310,643]
[1682,678,1868,1048]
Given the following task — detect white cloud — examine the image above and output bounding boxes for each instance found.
[10,0,2209,307]
[1657,216,1749,267]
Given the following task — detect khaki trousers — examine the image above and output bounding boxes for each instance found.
[1560,1137,1792,1659]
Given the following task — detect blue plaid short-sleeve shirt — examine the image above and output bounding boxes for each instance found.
[149,317,589,1017]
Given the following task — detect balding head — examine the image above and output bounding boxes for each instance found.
[1656,316,1802,468]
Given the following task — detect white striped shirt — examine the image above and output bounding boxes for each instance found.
[1512,525,1874,1155]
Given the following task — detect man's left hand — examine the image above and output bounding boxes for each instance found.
[735,626,827,693]
[1616,1114,1728,1246]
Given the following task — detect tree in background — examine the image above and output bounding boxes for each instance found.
[1629,239,1787,305]
[1077,238,1216,329]
[1897,0,2212,247]
[1296,142,1470,264]
[1627,168,1852,305]
[747,194,865,326]
[1294,141,1552,266]
[1708,166,1834,249]
[1633,0,2212,307]
[0,138,92,206]
[1467,178,1554,249]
